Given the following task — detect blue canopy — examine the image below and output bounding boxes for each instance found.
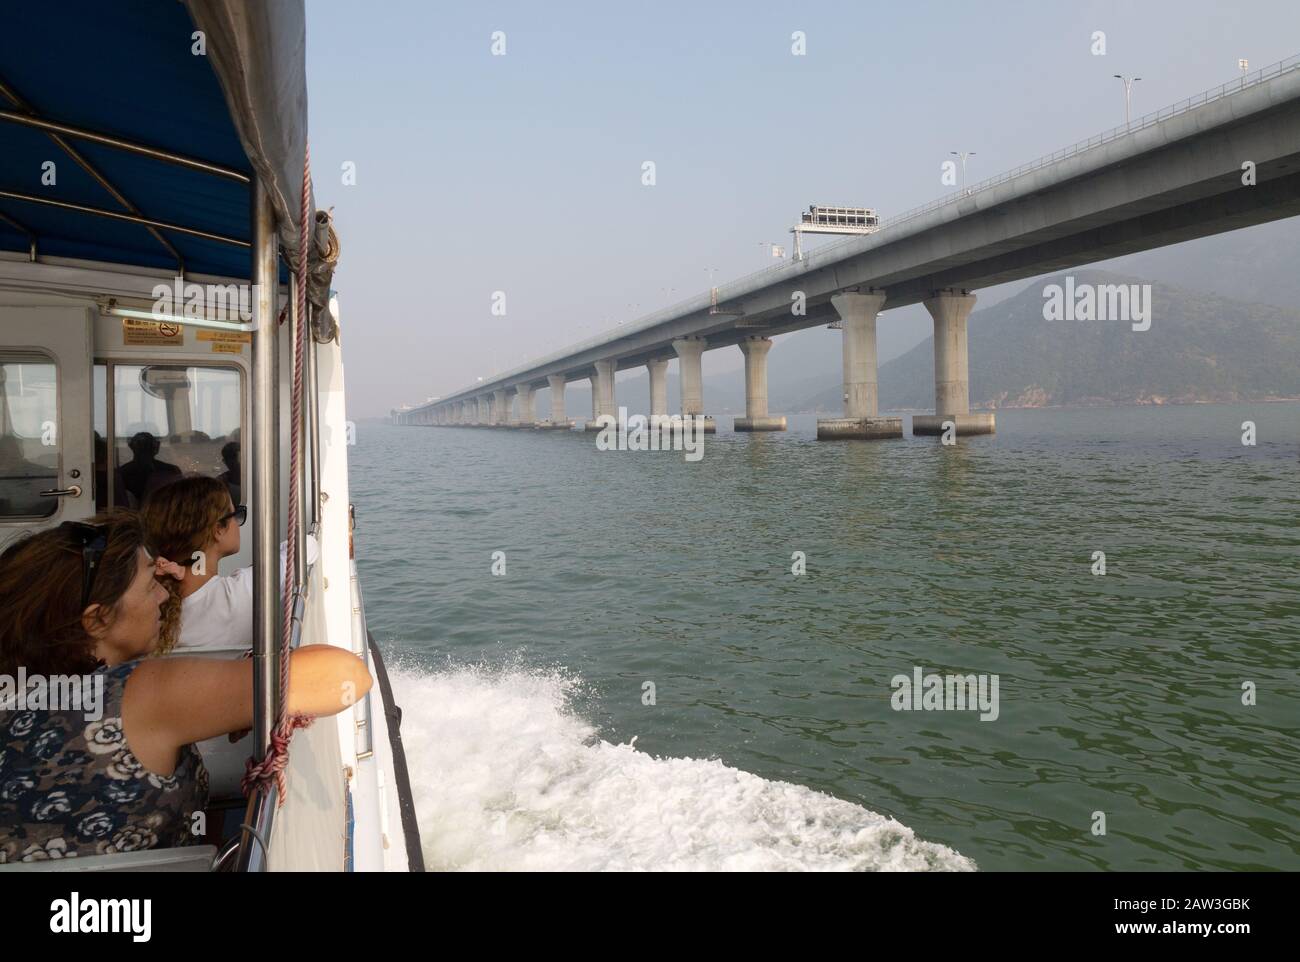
[0,0,320,285]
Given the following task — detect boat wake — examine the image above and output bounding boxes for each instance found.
[389,662,975,872]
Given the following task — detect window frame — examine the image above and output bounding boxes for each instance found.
[96,357,247,510]
[0,349,62,521]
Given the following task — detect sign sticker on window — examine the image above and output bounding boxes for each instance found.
[197,329,251,354]
[122,318,184,346]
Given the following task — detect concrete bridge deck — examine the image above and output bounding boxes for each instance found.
[399,55,1300,437]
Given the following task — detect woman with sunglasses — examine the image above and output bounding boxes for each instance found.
[141,476,316,653]
[0,512,370,861]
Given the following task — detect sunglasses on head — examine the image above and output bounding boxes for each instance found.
[64,521,108,611]
[219,504,247,527]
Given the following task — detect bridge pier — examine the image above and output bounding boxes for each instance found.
[490,388,507,427]
[912,289,995,436]
[647,357,670,424]
[671,336,716,433]
[540,374,572,429]
[734,336,785,431]
[585,359,617,431]
[476,396,489,426]
[817,291,902,440]
[515,383,536,428]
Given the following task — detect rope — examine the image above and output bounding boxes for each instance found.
[242,143,314,805]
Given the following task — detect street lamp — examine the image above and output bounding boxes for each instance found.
[949,151,976,194]
[1113,75,1142,125]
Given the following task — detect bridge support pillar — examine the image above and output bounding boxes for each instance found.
[475,395,488,426]
[817,290,902,440]
[585,359,617,431]
[913,289,995,436]
[516,384,536,428]
[734,337,785,431]
[647,357,670,423]
[540,374,571,429]
[671,336,715,433]
[490,388,508,427]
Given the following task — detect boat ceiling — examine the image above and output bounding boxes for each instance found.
[0,0,312,281]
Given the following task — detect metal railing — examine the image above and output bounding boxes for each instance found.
[429,52,1300,408]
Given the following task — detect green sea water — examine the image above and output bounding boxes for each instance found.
[352,403,1300,871]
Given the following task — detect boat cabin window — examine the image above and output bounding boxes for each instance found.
[93,363,243,510]
[0,356,60,519]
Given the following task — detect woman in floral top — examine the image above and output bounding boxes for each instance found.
[0,510,372,864]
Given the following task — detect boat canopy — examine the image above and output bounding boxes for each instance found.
[0,0,333,301]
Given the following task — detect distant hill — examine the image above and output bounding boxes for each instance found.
[797,269,1300,411]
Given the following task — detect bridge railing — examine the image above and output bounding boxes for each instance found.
[734,53,1300,280]
[441,53,1300,405]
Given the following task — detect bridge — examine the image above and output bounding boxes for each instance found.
[396,55,1300,439]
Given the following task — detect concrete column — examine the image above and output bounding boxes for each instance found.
[517,384,536,427]
[585,359,618,431]
[839,291,882,417]
[913,289,994,436]
[541,374,570,429]
[647,358,669,420]
[477,396,489,425]
[671,337,715,432]
[672,337,705,415]
[595,360,616,417]
[734,337,785,431]
[492,388,510,427]
[817,290,901,440]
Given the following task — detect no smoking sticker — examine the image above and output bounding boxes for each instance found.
[122,318,185,346]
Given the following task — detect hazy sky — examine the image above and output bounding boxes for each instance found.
[304,0,1300,417]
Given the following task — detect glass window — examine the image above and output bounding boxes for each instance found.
[106,364,242,510]
[0,357,59,519]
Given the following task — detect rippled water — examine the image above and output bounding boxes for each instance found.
[352,404,1300,871]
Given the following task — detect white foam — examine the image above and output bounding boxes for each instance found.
[391,662,976,872]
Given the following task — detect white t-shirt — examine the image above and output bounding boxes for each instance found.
[177,535,320,650]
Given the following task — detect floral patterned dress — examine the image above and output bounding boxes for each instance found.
[0,660,209,863]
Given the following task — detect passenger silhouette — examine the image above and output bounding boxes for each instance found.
[218,441,241,506]
[118,432,181,508]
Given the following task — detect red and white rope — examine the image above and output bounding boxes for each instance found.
[242,144,314,804]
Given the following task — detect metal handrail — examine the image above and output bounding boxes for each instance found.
[428,52,1300,408]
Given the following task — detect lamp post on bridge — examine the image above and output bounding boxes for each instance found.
[1113,74,1142,126]
[949,151,976,194]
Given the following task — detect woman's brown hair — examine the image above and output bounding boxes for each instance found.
[0,511,147,676]
[140,475,231,653]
